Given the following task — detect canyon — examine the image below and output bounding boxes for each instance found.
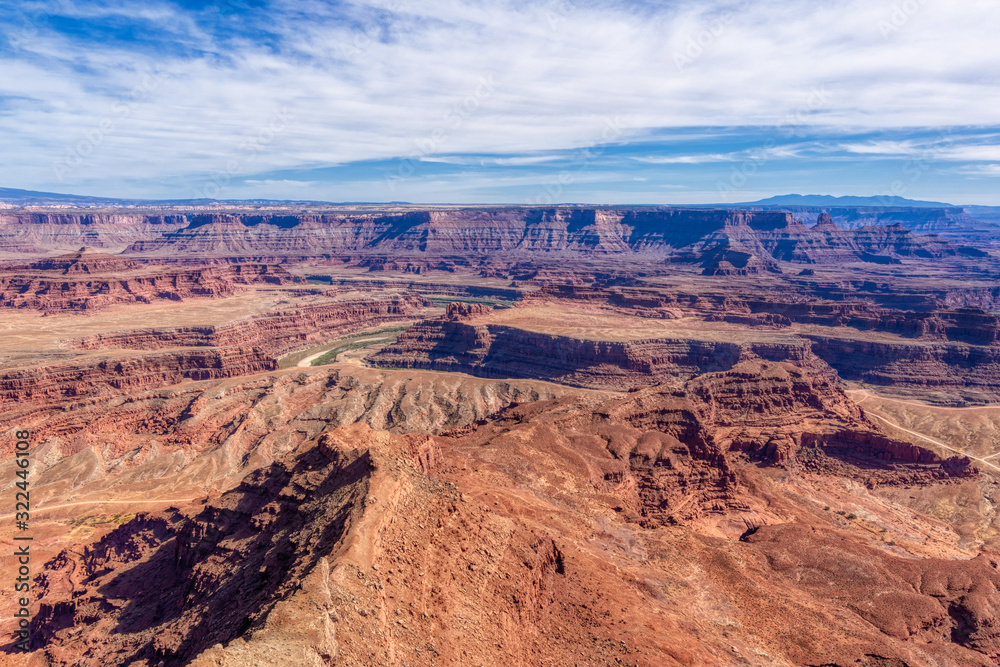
[0,209,988,271]
[3,204,1000,666]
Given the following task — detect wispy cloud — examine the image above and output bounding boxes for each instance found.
[840,140,921,155]
[631,154,736,164]
[955,164,1000,177]
[0,0,997,202]
[244,179,316,187]
[840,140,1000,162]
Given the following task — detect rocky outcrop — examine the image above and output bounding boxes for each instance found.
[28,424,587,666]
[0,348,277,405]
[32,428,382,664]
[800,430,970,469]
[370,318,832,391]
[70,295,428,356]
[0,264,301,311]
[27,247,140,274]
[444,301,492,320]
[596,362,975,525]
[25,367,985,667]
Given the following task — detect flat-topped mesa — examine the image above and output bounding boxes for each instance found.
[0,348,277,406]
[445,301,492,320]
[372,294,1000,403]
[28,247,140,274]
[5,295,426,405]
[810,206,982,232]
[0,263,303,312]
[369,315,831,391]
[69,295,429,356]
[533,285,1000,340]
[804,335,1000,404]
[0,212,189,249]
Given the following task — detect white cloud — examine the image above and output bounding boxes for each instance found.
[243,179,317,187]
[939,146,1000,161]
[0,0,998,197]
[631,154,736,164]
[840,140,921,155]
[840,141,1000,162]
[417,155,564,166]
[956,164,1000,177]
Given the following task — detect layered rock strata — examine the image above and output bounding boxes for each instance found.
[70,295,428,356]
[370,317,832,391]
[372,302,1000,403]
[0,264,300,311]
[0,348,277,406]
[2,208,985,270]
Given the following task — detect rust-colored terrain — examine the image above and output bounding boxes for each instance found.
[4,205,1000,666]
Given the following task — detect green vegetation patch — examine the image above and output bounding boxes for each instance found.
[309,326,412,366]
[426,296,515,308]
[311,337,395,365]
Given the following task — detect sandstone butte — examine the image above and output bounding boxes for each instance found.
[3,205,1000,666]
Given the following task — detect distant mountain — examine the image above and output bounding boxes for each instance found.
[0,187,417,208]
[0,186,301,207]
[0,187,124,206]
[677,194,1000,239]
[738,194,955,208]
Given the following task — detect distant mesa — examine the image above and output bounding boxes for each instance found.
[0,261,302,312]
[741,193,955,208]
[28,247,140,275]
[810,212,841,232]
[0,205,991,269]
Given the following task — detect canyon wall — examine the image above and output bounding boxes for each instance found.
[70,295,428,356]
[0,208,985,269]
[3,296,428,408]
[536,283,1000,330]
[0,348,277,406]
[373,303,1000,403]
[0,263,301,311]
[807,335,1000,399]
[369,319,829,391]
[0,212,188,252]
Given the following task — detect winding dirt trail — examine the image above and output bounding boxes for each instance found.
[851,391,1000,472]
[863,412,1000,473]
[848,389,1000,411]
[0,498,197,520]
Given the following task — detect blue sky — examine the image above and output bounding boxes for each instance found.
[1,0,999,204]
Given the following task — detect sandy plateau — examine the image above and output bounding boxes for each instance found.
[4,207,1000,665]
